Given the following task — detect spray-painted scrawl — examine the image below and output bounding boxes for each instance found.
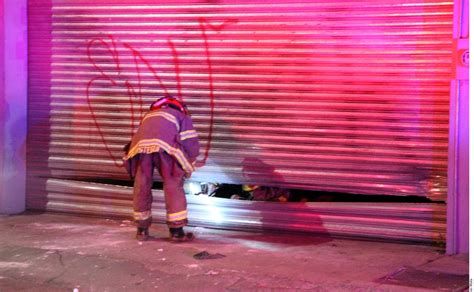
[86,17,237,168]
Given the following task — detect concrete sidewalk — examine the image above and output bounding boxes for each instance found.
[0,212,469,291]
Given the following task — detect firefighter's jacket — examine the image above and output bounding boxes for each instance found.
[123,107,200,178]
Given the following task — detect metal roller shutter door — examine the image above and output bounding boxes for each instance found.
[27,0,452,243]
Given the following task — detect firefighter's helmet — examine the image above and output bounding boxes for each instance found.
[150,95,188,114]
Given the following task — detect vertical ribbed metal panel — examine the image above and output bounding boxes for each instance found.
[27,0,452,242]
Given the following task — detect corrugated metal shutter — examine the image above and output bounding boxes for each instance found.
[27,0,452,243]
[43,178,446,243]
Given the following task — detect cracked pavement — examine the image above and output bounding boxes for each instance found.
[0,212,469,291]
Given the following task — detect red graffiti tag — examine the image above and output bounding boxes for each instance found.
[86,18,237,168]
[86,35,134,168]
[196,17,238,167]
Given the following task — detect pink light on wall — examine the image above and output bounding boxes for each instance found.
[446,0,469,254]
[0,0,5,202]
[1,0,28,214]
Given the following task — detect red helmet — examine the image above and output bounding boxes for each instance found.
[150,95,188,114]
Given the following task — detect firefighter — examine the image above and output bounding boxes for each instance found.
[123,95,200,242]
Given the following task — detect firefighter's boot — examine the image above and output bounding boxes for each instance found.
[169,227,194,242]
[136,227,150,241]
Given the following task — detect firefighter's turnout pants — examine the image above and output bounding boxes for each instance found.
[133,151,188,229]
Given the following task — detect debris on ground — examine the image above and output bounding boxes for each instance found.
[193,251,226,260]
